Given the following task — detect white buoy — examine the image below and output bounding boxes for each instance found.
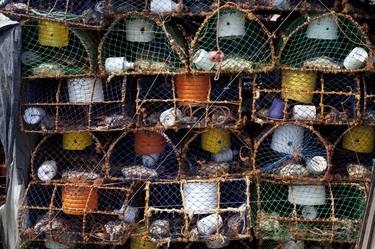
[306,156,327,175]
[271,125,304,155]
[150,0,177,13]
[288,185,326,206]
[67,78,104,103]
[126,17,155,42]
[159,108,182,127]
[306,16,338,40]
[292,105,317,120]
[23,107,47,125]
[218,11,245,38]
[37,160,57,181]
[344,47,368,69]
[142,153,160,167]
[197,214,223,235]
[183,182,217,215]
[192,49,216,70]
[105,57,135,73]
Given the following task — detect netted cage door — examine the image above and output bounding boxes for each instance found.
[256,179,367,242]
[278,13,372,72]
[144,177,251,243]
[252,71,361,125]
[180,129,252,177]
[106,131,180,181]
[254,124,329,179]
[190,4,274,74]
[21,20,99,78]
[99,13,187,75]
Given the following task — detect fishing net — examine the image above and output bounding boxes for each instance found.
[190,5,274,74]
[258,240,355,249]
[233,0,340,11]
[0,0,108,27]
[107,130,180,181]
[18,241,100,249]
[21,20,99,79]
[169,239,253,249]
[18,181,141,245]
[278,13,372,72]
[99,13,187,75]
[180,129,252,177]
[251,71,361,125]
[0,142,6,206]
[144,177,251,243]
[256,179,366,242]
[254,123,329,179]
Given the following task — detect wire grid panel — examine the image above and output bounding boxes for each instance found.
[30,133,105,183]
[251,71,361,125]
[0,1,109,27]
[256,179,367,242]
[190,4,275,74]
[180,129,252,178]
[144,177,252,243]
[21,20,99,79]
[18,181,141,245]
[99,13,187,76]
[254,123,329,180]
[331,126,374,181]
[258,240,355,249]
[20,77,135,133]
[106,130,180,181]
[278,13,372,72]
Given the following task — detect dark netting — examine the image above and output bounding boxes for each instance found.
[99,13,187,75]
[252,71,361,125]
[278,13,372,72]
[18,241,101,249]
[256,179,366,242]
[363,75,375,124]
[169,239,252,249]
[107,131,180,180]
[190,5,274,74]
[258,239,355,249]
[21,20,99,78]
[145,177,251,243]
[180,129,252,177]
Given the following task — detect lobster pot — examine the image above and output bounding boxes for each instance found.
[190,5,274,74]
[21,20,98,78]
[2,1,106,27]
[99,14,187,75]
[279,13,371,72]
[252,72,360,125]
[145,177,251,243]
[256,179,366,242]
[18,181,139,245]
[30,133,104,182]
[107,131,179,180]
[254,124,328,178]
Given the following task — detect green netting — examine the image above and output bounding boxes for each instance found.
[279,13,371,72]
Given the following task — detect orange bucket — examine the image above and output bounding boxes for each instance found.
[134,131,166,156]
[175,75,210,106]
[62,184,98,215]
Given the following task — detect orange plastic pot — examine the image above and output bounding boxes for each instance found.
[175,75,210,106]
[134,131,166,156]
[62,184,98,215]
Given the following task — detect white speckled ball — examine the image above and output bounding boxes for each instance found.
[37,160,57,181]
[306,156,327,175]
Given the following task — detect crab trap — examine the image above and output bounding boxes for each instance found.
[180,128,252,178]
[256,179,367,243]
[190,4,274,74]
[254,123,329,180]
[18,180,143,245]
[20,77,134,133]
[251,71,361,125]
[144,177,252,243]
[99,13,187,76]
[278,13,372,72]
[258,240,355,249]
[106,130,180,181]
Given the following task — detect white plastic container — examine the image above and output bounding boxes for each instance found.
[67,78,104,103]
[288,185,326,206]
[150,0,177,13]
[271,125,304,155]
[126,18,155,42]
[23,107,46,125]
[159,108,182,127]
[306,16,338,40]
[197,214,223,235]
[105,57,135,73]
[37,160,57,181]
[306,156,327,175]
[218,11,245,38]
[192,49,216,70]
[292,105,317,120]
[344,47,368,69]
[183,182,217,214]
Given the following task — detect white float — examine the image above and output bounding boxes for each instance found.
[105,57,135,73]
[126,18,155,42]
[37,160,57,181]
[67,78,104,103]
[292,105,317,120]
[218,11,245,38]
[183,182,217,215]
[23,107,47,125]
[197,214,223,235]
[344,47,368,69]
[192,49,216,70]
[271,125,304,155]
[288,185,326,206]
[306,16,338,40]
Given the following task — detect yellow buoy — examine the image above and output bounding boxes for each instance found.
[38,21,69,47]
[342,126,374,154]
[63,132,94,151]
[281,70,318,104]
[201,128,231,154]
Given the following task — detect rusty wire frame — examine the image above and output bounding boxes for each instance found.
[363,75,375,125]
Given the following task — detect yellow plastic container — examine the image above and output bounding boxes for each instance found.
[342,126,374,154]
[130,228,157,249]
[63,132,94,151]
[281,70,318,104]
[38,21,69,47]
[201,128,231,154]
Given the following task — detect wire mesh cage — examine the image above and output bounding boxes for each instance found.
[20,77,134,133]
[30,133,105,182]
[170,239,253,249]
[278,13,372,72]
[18,181,142,245]
[235,0,341,11]
[363,75,375,124]
[180,129,252,178]
[256,179,367,243]
[0,141,7,206]
[18,241,102,249]
[106,130,180,181]
[254,123,329,180]
[99,13,187,76]
[21,19,99,79]
[190,4,275,74]
[251,71,361,125]
[144,177,252,243]
[258,239,355,249]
